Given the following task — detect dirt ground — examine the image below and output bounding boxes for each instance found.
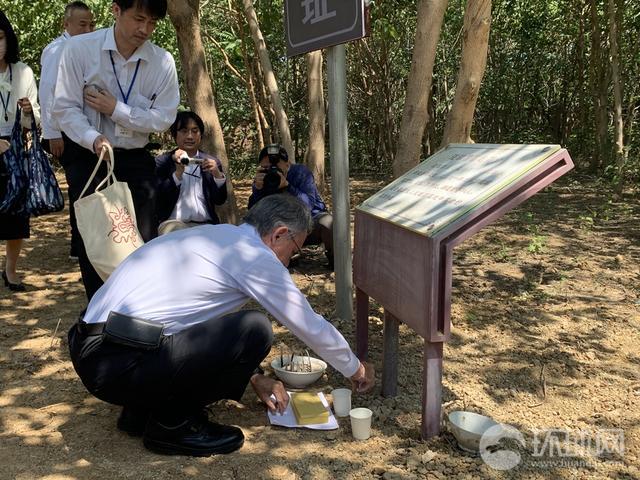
[0,173,638,480]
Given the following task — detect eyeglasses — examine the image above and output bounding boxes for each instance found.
[288,232,304,257]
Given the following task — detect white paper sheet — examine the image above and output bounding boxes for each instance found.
[267,392,338,430]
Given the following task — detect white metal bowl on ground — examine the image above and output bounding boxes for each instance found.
[447,411,502,452]
[270,356,327,388]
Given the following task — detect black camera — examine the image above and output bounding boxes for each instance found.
[259,144,287,195]
[261,165,283,194]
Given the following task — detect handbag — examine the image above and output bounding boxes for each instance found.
[26,114,64,216]
[74,144,144,280]
[0,108,28,215]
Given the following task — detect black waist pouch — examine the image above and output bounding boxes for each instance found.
[103,311,165,350]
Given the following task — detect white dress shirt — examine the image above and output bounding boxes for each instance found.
[83,223,361,378]
[39,31,69,140]
[52,26,179,151]
[170,151,226,222]
[0,62,40,137]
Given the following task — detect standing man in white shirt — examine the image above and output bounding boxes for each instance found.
[68,194,375,456]
[40,1,94,261]
[53,0,180,301]
[41,2,94,158]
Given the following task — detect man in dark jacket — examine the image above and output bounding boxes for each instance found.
[155,111,227,235]
[248,144,333,269]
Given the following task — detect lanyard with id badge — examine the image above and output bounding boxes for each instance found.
[0,64,13,137]
[110,51,140,138]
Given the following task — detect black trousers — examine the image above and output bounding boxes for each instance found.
[68,310,273,422]
[60,136,158,301]
[305,212,334,256]
[43,139,80,256]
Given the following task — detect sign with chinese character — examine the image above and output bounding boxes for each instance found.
[357,144,562,237]
[284,0,367,57]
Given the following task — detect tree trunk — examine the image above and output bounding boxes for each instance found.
[393,0,449,178]
[255,59,275,141]
[589,0,608,172]
[242,0,294,162]
[440,0,491,148]
[607,0,624,193]
[168,0,239,223]
[238,20,264,148]
[306,50,326,192]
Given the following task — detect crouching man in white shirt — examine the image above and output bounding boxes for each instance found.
[68,194,375,457]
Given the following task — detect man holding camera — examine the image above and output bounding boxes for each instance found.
[68,194,375,457]
[155,111,227,235]
[248,144,334,269]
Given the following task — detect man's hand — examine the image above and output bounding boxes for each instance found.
[93,135,112,159]
[277,170,289,189]
[171,149,187,180]
[202,159,224,180]
[84,87,117,116]
[350,361,375,393]
[250,373,288,414]
[253,169,266,190]
[49,138,64,158]
[17,97,32,115]
[0,139,10,155]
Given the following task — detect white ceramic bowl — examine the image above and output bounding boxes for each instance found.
[448,411,501,452]
[270,355,327,388]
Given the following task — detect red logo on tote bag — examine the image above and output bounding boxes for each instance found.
[108,206,140,245]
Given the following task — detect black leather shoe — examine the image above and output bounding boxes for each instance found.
[143,415,244,457]
[2,271,25,291]
[117,406,150,436]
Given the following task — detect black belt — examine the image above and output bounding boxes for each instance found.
[77,320,105,336]
[77,313,164,350]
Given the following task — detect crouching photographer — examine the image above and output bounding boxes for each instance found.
[248,144,334,270]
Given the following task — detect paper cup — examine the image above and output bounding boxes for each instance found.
[331,388,352,417]
[349,407,373,440]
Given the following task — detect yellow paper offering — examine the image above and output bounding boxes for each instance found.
[290,392,329,425]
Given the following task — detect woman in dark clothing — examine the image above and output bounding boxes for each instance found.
[0,11,40,291]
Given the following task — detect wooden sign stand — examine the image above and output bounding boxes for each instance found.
[353,146,574,438]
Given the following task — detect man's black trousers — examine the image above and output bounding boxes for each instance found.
[68,310,273,423]
[60,136,158,301]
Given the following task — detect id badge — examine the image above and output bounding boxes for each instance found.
[0,124,11,137]
[115,124,133,138]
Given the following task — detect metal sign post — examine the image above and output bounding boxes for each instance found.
[327,44,352,322]
[284,0,368,322]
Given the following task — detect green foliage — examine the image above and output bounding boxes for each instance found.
[527,234,547,254]
[1,0,639,186]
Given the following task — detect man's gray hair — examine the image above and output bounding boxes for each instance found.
[244,194,313,236]
[64,1,91,20]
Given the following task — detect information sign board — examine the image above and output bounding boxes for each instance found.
[358,144,562,237]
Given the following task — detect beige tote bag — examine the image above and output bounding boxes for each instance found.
[74,144,144,280]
